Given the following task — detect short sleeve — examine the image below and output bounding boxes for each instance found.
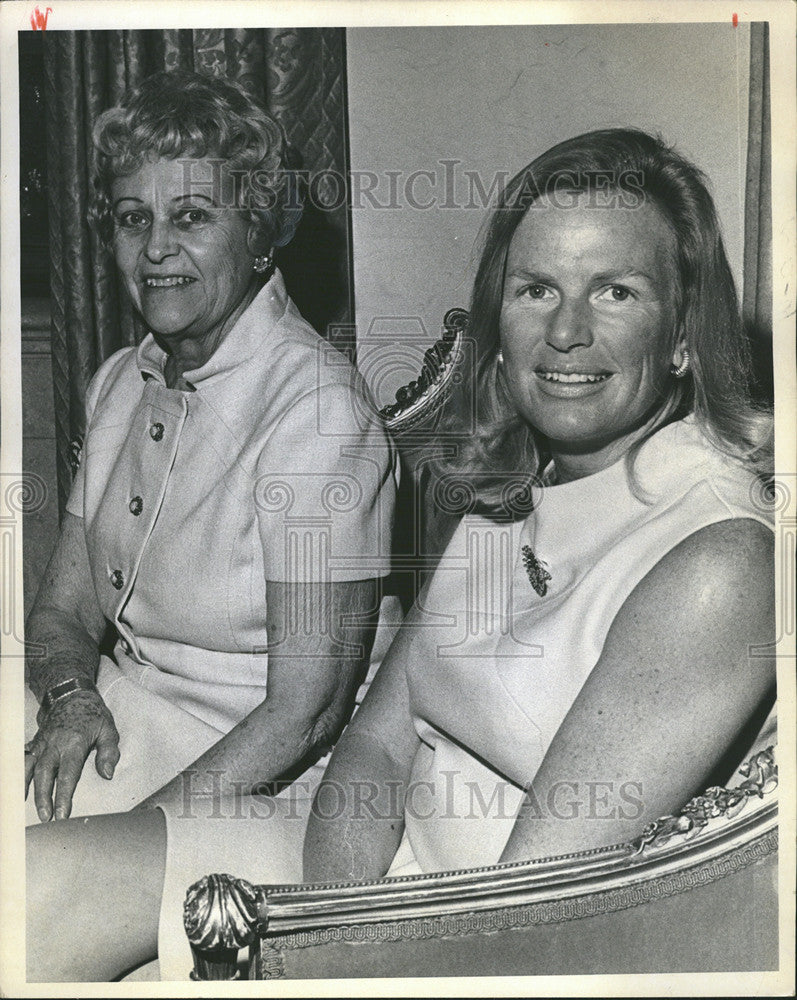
[64,354,123,519]
[255,380,397,583]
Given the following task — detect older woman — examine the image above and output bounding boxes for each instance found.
[24,70,396,823]
[27,128,774,981]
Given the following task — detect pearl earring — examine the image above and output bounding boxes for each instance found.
[252,254,273,275]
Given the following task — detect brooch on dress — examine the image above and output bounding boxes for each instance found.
[521,544,551,597]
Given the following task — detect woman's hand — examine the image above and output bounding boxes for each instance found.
[26,691,120,821]
[26,512,109,821]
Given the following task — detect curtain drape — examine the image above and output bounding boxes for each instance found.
[44,29,353,515]
[743,22,773,400]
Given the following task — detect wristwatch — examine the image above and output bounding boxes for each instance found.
[40,676,99,716]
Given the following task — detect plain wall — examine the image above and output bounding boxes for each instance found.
[347,23,751,402]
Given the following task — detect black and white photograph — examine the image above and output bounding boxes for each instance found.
[1,1,794,993]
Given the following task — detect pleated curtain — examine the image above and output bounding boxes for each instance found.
[44,29,353,515]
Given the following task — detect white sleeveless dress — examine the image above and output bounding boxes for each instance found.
[389,415,774,873]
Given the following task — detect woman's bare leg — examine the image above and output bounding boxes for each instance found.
[26,809,166,982]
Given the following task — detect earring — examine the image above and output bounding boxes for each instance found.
[252,253,273,275]
[496,350,504,365]
[671,348,691,379]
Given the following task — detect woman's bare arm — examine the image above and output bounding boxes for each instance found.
[302,596,425,882]
[26,513,106,697]
[501,518,775,863]
[25,512,120,820]
[135,578,383,810]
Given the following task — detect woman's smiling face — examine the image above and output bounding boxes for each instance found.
[111,156,256,360]
[499,193,682,479]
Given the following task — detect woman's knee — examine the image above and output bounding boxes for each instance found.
[26,810,167,982]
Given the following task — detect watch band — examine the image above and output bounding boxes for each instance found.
[40,676,98,716]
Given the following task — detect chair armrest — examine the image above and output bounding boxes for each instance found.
[184,745,777,980]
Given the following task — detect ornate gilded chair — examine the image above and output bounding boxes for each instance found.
[184,746,777,980]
